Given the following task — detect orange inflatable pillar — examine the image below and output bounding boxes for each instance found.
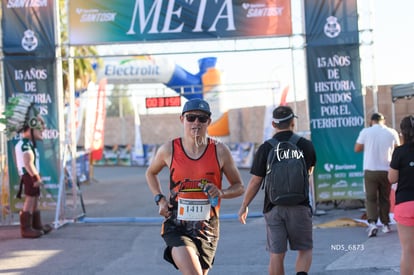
[202,67,222,121]
[280,86,290,106]
[201,64,230,136]
[202,67,221,93]
[208,112,230,136]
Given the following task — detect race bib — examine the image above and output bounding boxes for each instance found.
[177,192,211,221]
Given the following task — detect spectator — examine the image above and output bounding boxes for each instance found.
[354,112,400,237]
[238,106,316,275]
[388,115,414,275]
[0,96,52,238]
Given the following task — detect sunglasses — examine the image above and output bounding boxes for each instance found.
[185,114,210,123]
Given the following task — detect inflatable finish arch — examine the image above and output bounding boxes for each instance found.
[97,55,229,136]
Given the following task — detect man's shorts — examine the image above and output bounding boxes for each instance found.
[22,173,40,197]
[264,205,313,254]
[161,217,218,270]
[394,201,414,226]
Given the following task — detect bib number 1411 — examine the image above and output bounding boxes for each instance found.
[177,198,210,221]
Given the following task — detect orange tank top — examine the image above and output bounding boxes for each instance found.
[170,137,222,213]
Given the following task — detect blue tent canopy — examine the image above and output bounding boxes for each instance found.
[391,83,414,102]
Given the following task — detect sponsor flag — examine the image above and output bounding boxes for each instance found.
[90,79,107,161]
[3,57,60,211]
[1,0,55,56]
[305,0,365,201]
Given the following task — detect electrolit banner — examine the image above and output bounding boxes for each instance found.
[98,56,177,84]
[3,57,60,211]
[1,0,55,56]
[69,0,292,45]
[305,0,365,201]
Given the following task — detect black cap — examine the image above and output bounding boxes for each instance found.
[371,112,385,121]
[272,106,297,123]
[182,98,211,116]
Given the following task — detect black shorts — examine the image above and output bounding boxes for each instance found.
[22,173,40,197]
[161,217,219,270]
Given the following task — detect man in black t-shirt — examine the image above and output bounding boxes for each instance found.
[238,106,316,275]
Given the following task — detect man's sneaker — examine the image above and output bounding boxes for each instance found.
[367,223,378,237]
[382,224,391,233]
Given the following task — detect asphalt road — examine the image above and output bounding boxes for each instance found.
[0,166,401,274]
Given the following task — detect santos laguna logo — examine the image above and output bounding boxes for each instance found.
[21,29,38,51]
[324,16,341,38]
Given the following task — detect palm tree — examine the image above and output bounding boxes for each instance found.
[106,85,134,117]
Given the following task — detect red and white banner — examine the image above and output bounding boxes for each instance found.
[86,78,107,161]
